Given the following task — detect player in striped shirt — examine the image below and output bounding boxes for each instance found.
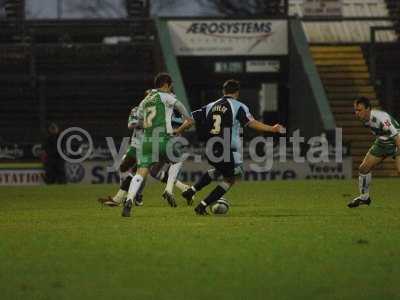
[98,92,192,208]
[348,96,400,208]
[121,73,193,217]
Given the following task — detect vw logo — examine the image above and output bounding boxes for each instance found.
[65,163,85,183]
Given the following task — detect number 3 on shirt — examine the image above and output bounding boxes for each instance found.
[144,106,156,128]
[210,114,222,134]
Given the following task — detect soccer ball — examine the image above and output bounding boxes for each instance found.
[210,198,230,215]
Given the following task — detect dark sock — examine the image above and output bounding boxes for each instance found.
[194,169,220,192]
[151,167,169,183]
[202,182,231,207]
[160,170,168,183]
[121,175,133,192]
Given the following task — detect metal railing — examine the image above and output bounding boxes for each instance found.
[0,18,157,140]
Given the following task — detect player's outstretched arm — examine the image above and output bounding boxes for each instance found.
[128,119,141,130]
[247,119,286,134]
[173,101,194,135]
[174,118,193,135]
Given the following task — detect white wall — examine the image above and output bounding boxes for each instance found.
[25,0,127,19]
[24,0,209,19]
[289,0,398,43]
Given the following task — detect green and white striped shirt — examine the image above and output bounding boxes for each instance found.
[138,89,189,136]
[364,110,400,143]
[128,106,143,148]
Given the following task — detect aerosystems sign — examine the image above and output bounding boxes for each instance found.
[168,20,288,56]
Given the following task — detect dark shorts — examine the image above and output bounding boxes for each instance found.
[208,160,243,178]
[206,149,243,178]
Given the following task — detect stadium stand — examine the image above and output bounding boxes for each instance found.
[289,0,397,43]
[0,76,40,143]
[38,43,155,142]
[385,0,400,37]
[0,17,156,145]
[126,0,149,18]
[261,0,289,16]
[372,43,400,117]
[377,0,400,123]
[4,0,24,20]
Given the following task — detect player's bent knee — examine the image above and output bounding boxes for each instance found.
[120,157,136,173]
[225,177,236,185]
[149,164,162,178]
[119,163,130,173]
[359,164,370,175]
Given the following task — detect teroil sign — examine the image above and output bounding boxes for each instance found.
[167,20,288,56]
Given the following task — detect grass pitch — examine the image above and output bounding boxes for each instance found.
[1,179,400,300]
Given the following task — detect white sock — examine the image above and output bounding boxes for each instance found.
[165,162,182,194]
[175,180,189,192]
[127,174,144,202]
[112,189,127,203]
[359,173,371,200]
